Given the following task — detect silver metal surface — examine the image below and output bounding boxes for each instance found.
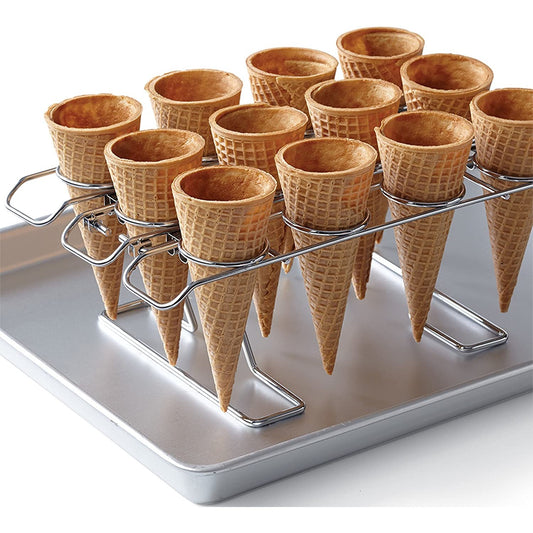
[1,184,531,503]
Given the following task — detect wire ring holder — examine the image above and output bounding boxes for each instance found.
[121,235,305,427]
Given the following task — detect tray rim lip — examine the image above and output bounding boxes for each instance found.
[2,325,531,477]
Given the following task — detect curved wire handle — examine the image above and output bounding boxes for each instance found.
[5,167,114,227]
[61,204,181,267]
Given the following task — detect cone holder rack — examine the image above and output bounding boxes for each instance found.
[5,149,533,429]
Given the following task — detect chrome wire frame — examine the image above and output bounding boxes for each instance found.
[5,167,114,226]
[100,299,305,428]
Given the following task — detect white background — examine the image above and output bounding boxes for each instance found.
[1,0,532,530]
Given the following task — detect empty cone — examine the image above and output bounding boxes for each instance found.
[145,69,243,157]
[401,53,493,119]
[470,88,533,312]
[352,172,389,299]
[246,47,337,120]
[45,94,142,320]
[105,129,204,365]
[376,111,474,341]
[209,103,308,336]
[172,166,276,411]
[336,27,424,103]
[276,138,376,373]
[305,78,402,298]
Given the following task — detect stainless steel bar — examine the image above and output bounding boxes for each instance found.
[99,301,305,427]
[372,253,508,353]
[5,167,113,227]
[123,180,533,312]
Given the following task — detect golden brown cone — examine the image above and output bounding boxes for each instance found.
[172,166,276,411]
[246,47,337,119]
[145,69,242,157]
[352,173,389,299]
[336,27,424,103]
[210,103,308,336]
[276,138,376,373]
[376,111,474,341]
[305,78,402,298]
[401,54,493,119]
[105,129,205,365]
[44,94,142,320]
[470,89,533,312]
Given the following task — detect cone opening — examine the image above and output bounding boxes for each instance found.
[47,94,142,130]
[337,27,424,59]
[174,166,276,203]
[246,47,338,78]
[107,129,205,163]
[472,88,533,122]
[379,111,474,148]
[278,138,377,174]
[211,104,308,135]
[307,78,402,110]
[148,69,243,104]
[402,54,493,92]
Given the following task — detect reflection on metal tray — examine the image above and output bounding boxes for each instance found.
[1,179,531,502]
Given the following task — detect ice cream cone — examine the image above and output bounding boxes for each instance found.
[401,53,493,119]
[305,78,402,298]
[276,138,377,373]
[210,103,308,336]
[105,129,204,365]
[376,111,474,341]
[470,88,533,312]
[305,78,402,145]
[145,69,243,157]
[172,166,276,411]
[336,27,424,101]
[246,47,337,120]
[45,94,142,320]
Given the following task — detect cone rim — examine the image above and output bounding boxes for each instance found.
[276,137,377,178]
[336,27,424,62]
[246,46,338,81]
[172,165,277,207]
[209,103,308,141]
[104,128,205,168]
[145,68,243,107]
[44,93,142,135]
[400,53,494,96]
[305,77,403,116]
[375,110,474,152]
[470,88,533,126]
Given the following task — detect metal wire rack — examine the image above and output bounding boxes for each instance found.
[5,148,533,427]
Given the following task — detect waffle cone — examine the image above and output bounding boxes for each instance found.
[44,94,142,320]
[246,47,337,119]
[352,173,389,299]
[172,166,276,411]
[401,54,493,119]
[305,78,402,147]
[304,78,402,298]
[276,138,376,373]
[336,27,424,100]
[145,69,243,157]
[376,111,474,341]
[210,103,308,336]
[470,89,533,312]
[105,129,205,364]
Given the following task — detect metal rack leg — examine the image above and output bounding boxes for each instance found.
[373,253,508,353]
[99,300,305,427]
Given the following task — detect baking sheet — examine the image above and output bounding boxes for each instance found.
[1,181,531,503]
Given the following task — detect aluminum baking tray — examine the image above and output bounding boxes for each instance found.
[1,179,532,504]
